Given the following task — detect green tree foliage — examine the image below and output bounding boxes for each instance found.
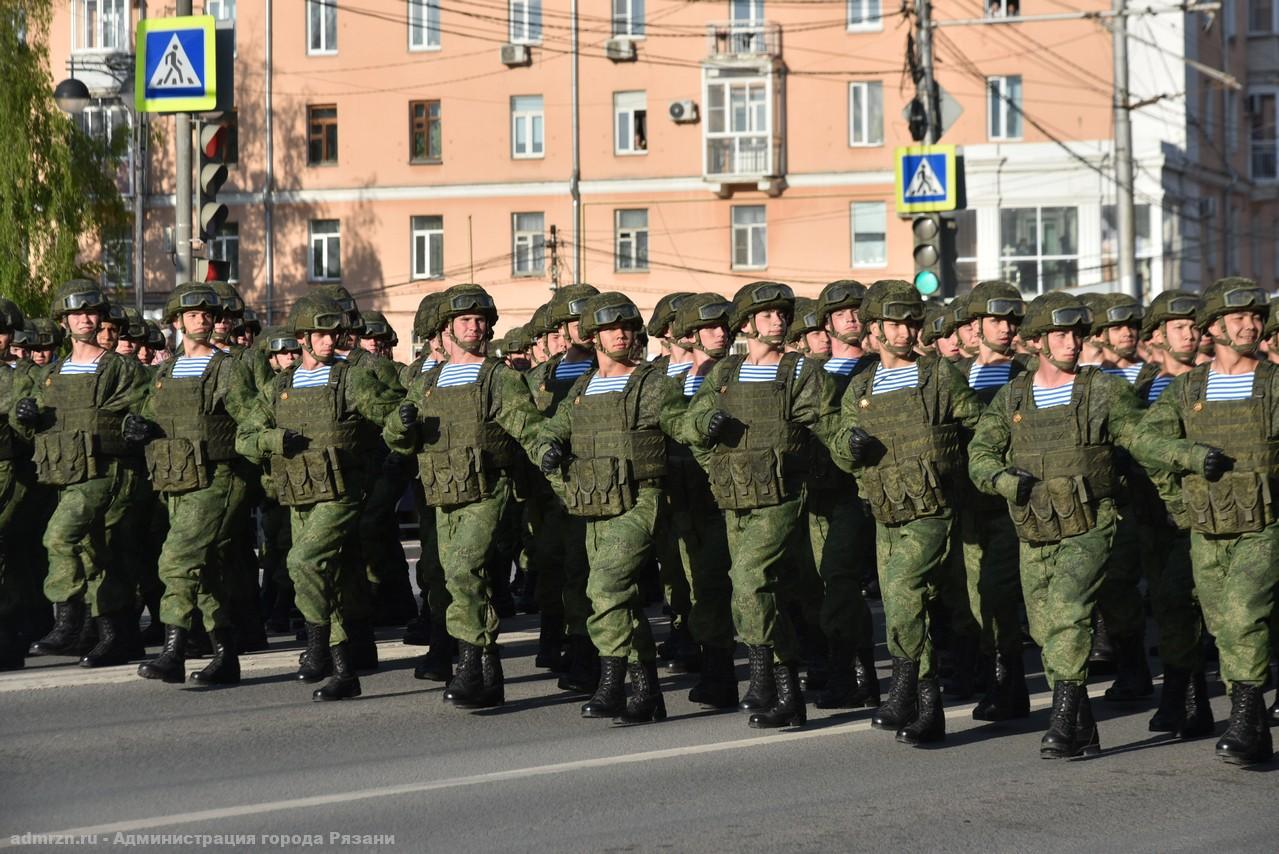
[0,1,129,317]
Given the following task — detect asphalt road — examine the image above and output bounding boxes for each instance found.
[3,608,1277,852]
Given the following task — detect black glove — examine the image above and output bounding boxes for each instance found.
[1202,447,1232,482]
[705,410,730,441]
[122,414,155,444]
[14,397,38,426]
[282,429,307,455]
[1004,467,1037,506]
[399,402,419,430]
[847,427,875,464]
[540,439,567,475]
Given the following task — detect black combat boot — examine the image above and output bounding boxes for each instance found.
[190,628,240,685]
[414,621,454,681]
[1179,669,1215,739]
[897,677,945,745]
[660,622,699,674]
[558,634,600,695]
[535,613,564,670]
[478,645,505,707]
[1041,681,1100,759]
[738,644,777,711]
[853,647,881,707]
[79,614,131,668]
[346,621,380,673]
[1088,611,1115,675]
[443,641,483,706]
[296,623,333,682]
[749,663,806,729]
[688,645,740,709]
[1149,666,1189,732]
[581,656,628,718]
[1215,683,1274,765]
[1269,692,1279,728]
[29,596,85,656]
[402,598,431,646]
[1103,633,1154,702]
[616,661,667,725]
[872,658,919,731]
[973,648,1031,722]
[137,625,188,683]
[0,624,25,671]
[313,642,362,701]
[815,648,856,709]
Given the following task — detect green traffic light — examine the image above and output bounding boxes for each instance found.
[914,271,940,296]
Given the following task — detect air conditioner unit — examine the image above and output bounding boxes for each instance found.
[669,100,699,124]
[500,43,531,67]
[605,38,637,62]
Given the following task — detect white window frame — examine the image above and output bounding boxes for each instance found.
[612,0,645,38]
[731,205,767,270]
[705,77,772,177]
[206,0,235,22]
[102,234,132,290]
[511,95,545,159]
[847,0,882,32]
[309,220,341,282]
[411,215,444,280]
[408,0,441,51]
[731,0,764,24]
[850,202,887,268]
[210,223,240,284]
[510,0,542,44]
[1249,0,1276,33]
[987,75,1023,141]
[75,0,128,51]
[512,212,546,277]
[307,0,337,55]
[614,91,648,156]
[848,81,883,147]
[615,209,649,272]
[998,206,1080,295]
[1249,88,1278,181]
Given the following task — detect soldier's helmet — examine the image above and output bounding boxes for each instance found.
[547,284,602,329]
[144,320,167,352]
[786,297,822,344]
[1092,292,1142,336]
[24,317,64,349]
[646,292,694,339]
[260,325,302,354]
[209,281,245,317]
[920,302,950,346]
[289,294,346,334]
[313,284,362,333]
[241,308,262,336]
[860,280,925,325]
[360,309,394,341]
[816,280,866,326]
[0,298,23,333]
[965,280,1025,322]
[1196,276,1269,332]
[51,279,109,320]
[164,282,222,324]
[1020,291,1093,339]
[120,306,148,342]
[1077,293,1109,337]
[671,292,733,342]
[440,283,498,331]
[1141,289,1201,339]
[501,324,534,354]
[413,292,447,341]
[529,302,555,338]
[579,292,643,338]
[1266,297,1279,339]
[730,281,794,330]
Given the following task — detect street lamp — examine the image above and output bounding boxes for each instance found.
[53,77,91,115]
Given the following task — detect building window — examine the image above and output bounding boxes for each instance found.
[847,0,882,31]
[614,91,648,155]
[206,0,235,21]
[308,0,337,54]
[986,0,1019,17]
[512,212,546,276]
[102,233,132,290]
[409,0,441,49]
[79,101,129,145]
[510,0,542,44]
[732,205,767,269]
[307,105,338,165]
[411,216,444,280]
[75,0,127,50]
[999,207,1078,294]
[511,95,544,159]
[615,209,649,271]
[210,223,240,284]
[850,202,886,268]
[848,81,883,146]
[1101,204,1154,293]
[612,0,645,37]
[1249,91,1277,180]
[953,209,978,292]
[987,75,1023,141]
[1250,0,1275,32]
[310,220,341,281]
[706,79,770,176]
[410,100,442,162]
[731,0,764,24]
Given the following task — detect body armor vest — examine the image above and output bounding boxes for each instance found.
[33,359,130,486]
[1004,367,1118,543]
[531,353,596,415]
[849,357,962,525]
[415,358,519,508]
[809,360,862,494]
[0,368,15,461]
[562,364,667,518]
[1179,362,1279,535]
[1129,362,1181,526]
[269,362,360,506]
[144,353,239,494]
[708,353,810,510]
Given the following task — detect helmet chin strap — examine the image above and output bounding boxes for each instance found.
[301,331,335,363]
[744,315,785,347]
[831,329,861,346]
[979,329,1014,357]
[447,328,485,355]
[876,320,916,358]
[1045,352,1080,372]
[1101,339,1138,361]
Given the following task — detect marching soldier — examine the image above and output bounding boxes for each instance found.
[0,299,28,669]
[257,327,301,632]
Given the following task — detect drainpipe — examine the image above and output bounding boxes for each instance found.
[264,0,276,322]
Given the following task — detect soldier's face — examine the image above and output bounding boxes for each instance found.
[358,338,379,353]
[936,333,961,360]
[698,325,728,353]
[956,320,979,351]
[879,319,919,352]
[566,320,587,346]
[305,331,337,360]
[1104,323,1139,353]
[747,309,787,339]
[544,328,568,356]
[271,351,298,371]
[115,339,138,357]
[181,310,214,337]
[1160,318,1200,359]
[805,330,831,357]
[827,307,861,340]
[451,314,489,345]
[0,330,10,352]
[30,348,53,366]
[981,316,1017,349]
[1044,329,1083,365]
[97,321,120,350]
[1215,311,1263,348]
[66,310,101,340]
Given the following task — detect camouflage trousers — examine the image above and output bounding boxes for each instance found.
[960,496,1023,657]
[527,494,589,637]
[669,476,734,651]
[1140,522,1202,672]
[1019,501,1117,687]
[287,493,364,645]
[361,457,412,606]
[0,460,29,621]
[414,483,449,624]
[806,488,875,658]
[655,495,691,632]
[1190,521,1279,686]
[435,478,510,648]
[584,486,661,663]
[1094,505,1144,643]
[43,458,142,617]
[876,512,952,680]
[157,462,237,633]
[221,462,265,631]
[725,496,805,665]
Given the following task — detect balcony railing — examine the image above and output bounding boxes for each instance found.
[706,135,772,178]
[705,21,781,60]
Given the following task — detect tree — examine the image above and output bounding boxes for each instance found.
[0,1,129,317]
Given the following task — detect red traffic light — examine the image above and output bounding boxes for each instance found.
[202,259,229,282]
[200,123,229,159]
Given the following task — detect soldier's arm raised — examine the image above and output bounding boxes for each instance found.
[966,384,1016,498]
[348,364,405,425]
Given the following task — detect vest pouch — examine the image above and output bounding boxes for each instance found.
[146,438,207,494]
[1183,472,1273,535]
[417,447,486,507]
[862,458,945,525]
[564,456,634,518]
[33,430,90,486]
[274,448,342,506]
[1010,476,1096,543]
[707,449,782,511]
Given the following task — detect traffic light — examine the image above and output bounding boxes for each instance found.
[911,213,956,297]
[193,258,230,282]
[198,122,230,241]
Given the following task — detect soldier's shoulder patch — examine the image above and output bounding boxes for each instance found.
[858,398,869,409]
[280,391,289,400]
[1012,411,1022,423]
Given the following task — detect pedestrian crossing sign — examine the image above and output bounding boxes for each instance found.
[895,144,957,214]
[135,16,217,113]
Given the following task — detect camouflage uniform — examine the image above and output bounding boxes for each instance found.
[0,299,30,669]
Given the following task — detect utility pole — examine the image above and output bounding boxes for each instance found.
[174,0,193,286]
[548,224,561,289]
[917,0,941,144]
[1113,0,1139,300]
[569,0,582,284]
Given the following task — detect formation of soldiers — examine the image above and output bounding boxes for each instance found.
[1,274,1278,765]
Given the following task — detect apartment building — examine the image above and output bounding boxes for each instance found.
[49,0,1274,355]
